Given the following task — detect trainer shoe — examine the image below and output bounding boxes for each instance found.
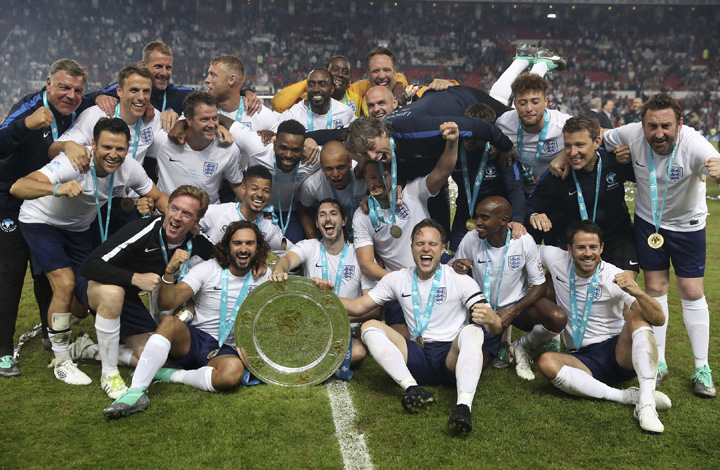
[623,386,672,411]
[536,48,567,72]
[491,342,511,369]
[153,367,178,384]
[102,387,150,419]
[510,340,535,380]
[633,404,664,434]
[448,404,472,434]
[401,385,435,413]
[544,338,562,353]
[692,365,717,398]
[69,334,98,361]
[0,355,20,377]
[656,361,669,387]
[54,360,92,385]
[101,373,128,400]
[513,43,536,64]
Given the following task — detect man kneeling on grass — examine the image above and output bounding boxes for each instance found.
[103,221,270,418]
[334,219,501,434]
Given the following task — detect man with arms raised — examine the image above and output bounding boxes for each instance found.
[603,93,720,396]
[11,118,167,388]
[454,196,566,380]
[339,219,499,433]
[102,220,270,418]
[279,69,355,131]
[537,221,671,433]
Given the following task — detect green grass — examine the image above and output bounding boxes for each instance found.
[4,184,720,470]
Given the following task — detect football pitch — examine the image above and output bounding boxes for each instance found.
[4,185,720,470]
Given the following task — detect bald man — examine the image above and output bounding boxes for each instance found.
[279,69,356,131]
[453,196,566,380]
[298,141,368,238]
[366,86,399,121]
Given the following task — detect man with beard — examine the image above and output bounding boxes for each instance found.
[198,165,293,257]
[102,220,271,419]
[11,118,167,389]
[279,69,356,131]
[603,93,720,397]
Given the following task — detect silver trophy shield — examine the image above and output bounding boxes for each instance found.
[235,276,350,386]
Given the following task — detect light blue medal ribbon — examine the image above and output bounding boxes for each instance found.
[273,158,299,234]
[647,142,679,233]
[233,98,245,123]
[114,104,142,161]
[89,156,115,243]
[306,102,332,131]
[568,262,601,350]
[482,229,511,311]
[42,91,75,141]
[369,138,399,229]
[410,265,443,340]
[236,202,264,227]
[158,226,193,282]
[571,152,602,222]
[320,242,349,296]
[516,109,550,183]
[460,142,490,217]
[161,91,167,112]
[217,269,253,348]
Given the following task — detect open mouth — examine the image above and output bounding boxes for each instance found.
[323,223,336,236]
[419,255,434,267]
[250,195,265,209]
[374,78,390,87]
[236,252,251,265]
[333,77,347,89]
[104,156,122,168]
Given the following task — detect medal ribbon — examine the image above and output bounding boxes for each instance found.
[218,269,253,348]
[273,159,300,234]
[568,261,601,350]
[410,265,443,339]
[114,104,142,161]
[482,229,511,311]
[89,156,115,243]
[42,91,75,141]
[516,109,550,180]
[571,152,602,222]
[233,98,245,123]
[161,91,167,112]
[647,142,679,233]
[320,242,349,296]
[306,102,332,131]
[158,226,193,281]
[236,202,264,227]
[460,142,490,218]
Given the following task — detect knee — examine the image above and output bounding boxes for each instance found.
[360,320,383,334]
[50,272,76,298]
[645,280,670,298]
[537,353,561,380]
[350,340,367,366]
[90,283,125,313]
[546,307,568,333]
[213,361,244,390]
[156,315,185,336]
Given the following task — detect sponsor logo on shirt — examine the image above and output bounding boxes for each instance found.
[1,218,17,232]
[203,162,219,177]
[484,164,497,179]
[508,255,522,271]
[605,171,619,190]
[140,127,154,145]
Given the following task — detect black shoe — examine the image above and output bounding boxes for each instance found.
[401,385,435,413]
[448,404,472,434]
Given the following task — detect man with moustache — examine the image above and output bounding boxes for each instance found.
[279,69,356,131]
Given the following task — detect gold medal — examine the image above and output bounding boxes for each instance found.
[120,197,135,211]
[648,233,664,249]
[465,219,476,231]
[415,336,425,349]
[370,188,383,197]
[390,225,402,238]
[207,348,219,360]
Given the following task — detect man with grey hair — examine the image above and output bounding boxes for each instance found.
[0,58,93,376]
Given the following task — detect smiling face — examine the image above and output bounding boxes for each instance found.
[316,201,346,243]
[306,69,334,113]
[564,129,601,172]
[328,57,351,95]
[365,86,398,120]
[46,70,85,116]
[368,54,397,89]
[162,194,202,244]
[363,162,391,199]
[240,176,271,214]
[642,108,682,156]
[411,226,443,279]
[117,73,152,120]
[143,50,173,91]
[186,103,219,144]
[473,200,507,240]
[514,90,548,131]
[273,132,305,172]
[91,131,129,177]
[204,62,233,101]
[568,231,604,278]
[320,145,352,190]
[228,227,258,275]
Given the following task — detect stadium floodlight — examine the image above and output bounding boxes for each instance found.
[547,13,557,18]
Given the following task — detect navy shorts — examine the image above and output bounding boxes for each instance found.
[19,222,93,276]
[634,216,705,278]
[383,300,405,326]
[119,287,160,339]
[602,226,639,273]
[171,324,238,370]
[569,335,636,384]
[483,309,532,357]
[404,338,455,386]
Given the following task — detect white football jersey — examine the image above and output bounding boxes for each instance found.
[218,102,279,132]
[278,99,356,131]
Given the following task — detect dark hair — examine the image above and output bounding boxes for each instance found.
[464,102,497,124]
[511,72,549,97]
[243,164,273,183]
[566,220,603,246]
[182,91,217,119]
[641,92,682,124]
[366,46,397,71]
[168,185,211,220]
[563,115,601,142]
[214,220,268,271]
[411,218,447,244]
[93,117,130,144]
[327,55,351,70]
[118,65,153,89]
[315,198,350,241]
[345,117,392,155]
[277,119,306,137]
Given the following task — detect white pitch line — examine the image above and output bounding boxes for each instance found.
[326,380,374,470]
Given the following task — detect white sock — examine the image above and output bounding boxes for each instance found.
[130,334,171,389]
[651,294,669,364]
[529,61,549,77]
[455,325,484,410]
[631,327,658,407]
[489,59,531,106]
[49,312,72,363]
[682,297,710,368]
[95,315,121,376]
[518,324,558,351]
[551,365,625,403]
[118,345,134,367]
[361,327,416,390]
[170,366,216,392]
